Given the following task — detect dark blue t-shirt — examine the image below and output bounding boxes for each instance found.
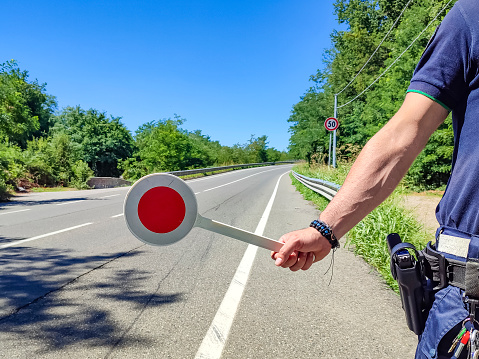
[407,0,479,235]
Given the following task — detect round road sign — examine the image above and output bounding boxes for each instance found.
[324,117,339,131]
[124,173,198,246]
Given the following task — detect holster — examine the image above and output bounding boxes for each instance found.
[390,234,479,335]
[388,234,432,335]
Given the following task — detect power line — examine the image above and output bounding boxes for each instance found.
[335,0,414,97]
[337,0,454,109]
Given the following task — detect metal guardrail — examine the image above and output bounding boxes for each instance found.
[168,161,296,177]
[292,171,341,201]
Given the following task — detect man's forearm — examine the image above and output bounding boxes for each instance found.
[319,93,448,239]
[319,123,418,238]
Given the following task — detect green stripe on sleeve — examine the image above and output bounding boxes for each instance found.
[406,89,451,111]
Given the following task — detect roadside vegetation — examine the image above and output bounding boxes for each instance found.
[285,0,455,290]
[288,0,454,192]
[292,162,429,291]
[0,60,291,201]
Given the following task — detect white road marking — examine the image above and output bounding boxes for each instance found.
[194,171,288,359]
[56,200,85,206]
[0,209,31,216]
[0,222,93,249]
[99,194,121,199]
[201,168,278,193]
[111,213,124,218]
[186,166,266,183]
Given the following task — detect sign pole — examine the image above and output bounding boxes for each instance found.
[333,94,338,168]
[328,132,332,167]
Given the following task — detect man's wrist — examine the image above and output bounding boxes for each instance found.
[309,220,340,249]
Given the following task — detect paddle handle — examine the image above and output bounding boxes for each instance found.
[195,214,283,252]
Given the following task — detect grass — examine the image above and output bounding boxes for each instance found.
[349,193,429,291]
[292,162,430,292]
[28,186,79,193]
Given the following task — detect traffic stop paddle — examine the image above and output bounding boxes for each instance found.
[124,173,284,252]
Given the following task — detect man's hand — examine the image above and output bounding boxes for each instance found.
[271,227,332,271]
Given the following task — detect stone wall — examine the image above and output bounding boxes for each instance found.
[87,177,131,189]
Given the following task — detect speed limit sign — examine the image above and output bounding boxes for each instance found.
[324,117,339,131]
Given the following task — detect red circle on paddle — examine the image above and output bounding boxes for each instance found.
[137,186,186,233]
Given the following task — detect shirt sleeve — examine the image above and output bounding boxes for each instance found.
[407,3,473,111]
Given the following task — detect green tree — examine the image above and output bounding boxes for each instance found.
[0,60,56,146]
[247,135,269,163]
[216,145,236,165]
[266,147,282,162]
[186,130,219,168]
[132,117,192,174]
[289,0,455,188]
[52,106,134,177]
[288,86,332,164]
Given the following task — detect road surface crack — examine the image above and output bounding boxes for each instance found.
[0,244,146,323]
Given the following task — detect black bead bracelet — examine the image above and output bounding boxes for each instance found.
[310,220,340,249]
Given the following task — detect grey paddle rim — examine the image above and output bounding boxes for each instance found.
[124,173,198,246]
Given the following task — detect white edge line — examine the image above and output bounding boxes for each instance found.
[194,171,289,359]
[0,209,31,216]
[0,222,93,249]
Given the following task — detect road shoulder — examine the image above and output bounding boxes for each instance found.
[223,174,417,359]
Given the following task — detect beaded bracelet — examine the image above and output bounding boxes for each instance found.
[309,220,340,249]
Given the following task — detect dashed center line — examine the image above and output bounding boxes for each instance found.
[200,168,278,193]
[0,222,93,250]
[99,194,121,199]
[0,209,31,216]
[56,200,86,206]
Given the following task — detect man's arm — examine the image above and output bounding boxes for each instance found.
[273,92,449,270]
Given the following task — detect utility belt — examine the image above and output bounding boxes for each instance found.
[388,231,479,335]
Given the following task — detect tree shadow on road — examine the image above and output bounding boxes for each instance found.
[0,235,27,246]
[0,246,183,355]
[0,197,91,209]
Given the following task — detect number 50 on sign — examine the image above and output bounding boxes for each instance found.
[324,117,339,131]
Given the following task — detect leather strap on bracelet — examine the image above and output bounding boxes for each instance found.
[310,220,340,249]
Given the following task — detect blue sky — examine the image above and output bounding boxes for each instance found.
[3,1,340,151]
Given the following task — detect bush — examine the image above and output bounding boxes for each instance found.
[118,157,148,181]
[23,132,90,188]
[70,160,93,189]
[0,178,9,201]
[0,141,26,199]
[24,137,56,186]
[0,135,94,198]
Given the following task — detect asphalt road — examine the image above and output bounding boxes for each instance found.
[0,165,417,358]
